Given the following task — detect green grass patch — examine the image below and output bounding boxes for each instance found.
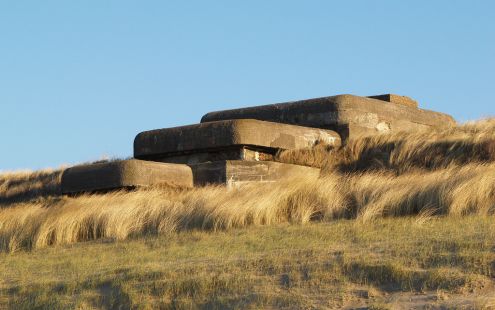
[1,216,495,309]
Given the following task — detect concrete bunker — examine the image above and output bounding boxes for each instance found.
[61,94,456,193]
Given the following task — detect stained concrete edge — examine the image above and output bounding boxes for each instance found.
[200,94,456,133]
[134,119,341,159]
[61,159,193,194]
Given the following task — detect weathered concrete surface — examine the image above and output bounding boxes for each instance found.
[134,119,341,162]
[190,160,320,187]
[368,94,418,108]
[201,94,456,141]
[61,159,193,194]
[159,147,275,165]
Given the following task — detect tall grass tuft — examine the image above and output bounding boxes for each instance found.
[1,164,495,252]
[0,169,62,205]
[276,118,495,173]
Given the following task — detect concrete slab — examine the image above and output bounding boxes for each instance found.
[157,147,275,165]
[134,119,341,163]
[368,94,418,108]
[190,160,320,188]
[200,94,456,141]
[61,159,193,194]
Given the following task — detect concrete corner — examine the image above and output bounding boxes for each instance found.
[368,94,418,108]
[61,159,193,194]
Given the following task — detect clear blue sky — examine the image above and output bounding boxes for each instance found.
[1,1,494,171]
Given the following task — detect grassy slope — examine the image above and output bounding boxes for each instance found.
[2,119,495,309]
[1,216,495,309]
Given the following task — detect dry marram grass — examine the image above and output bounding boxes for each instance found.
[276,118,495,172]
[1,119,495,252]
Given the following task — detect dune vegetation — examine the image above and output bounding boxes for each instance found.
[1,119,495,252]
[2,216,495,309]
[1,119,495,308]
